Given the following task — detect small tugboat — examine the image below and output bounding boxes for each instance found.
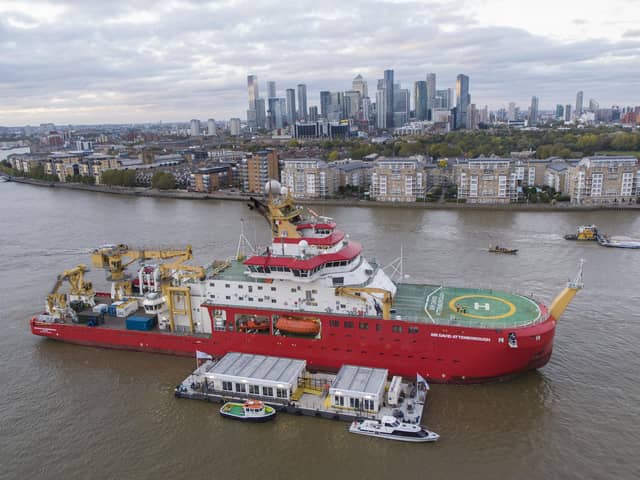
[219,399,277,422]
[348,416,439,443]
[488,245,518,255]
[564,225,598,241]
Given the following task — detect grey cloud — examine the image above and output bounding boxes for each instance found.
[0,0,638,125]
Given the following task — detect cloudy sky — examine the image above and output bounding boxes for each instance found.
[1,0,639,126]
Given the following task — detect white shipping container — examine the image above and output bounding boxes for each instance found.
[116,299,138,318]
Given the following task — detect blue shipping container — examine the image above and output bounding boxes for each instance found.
[126,316,157,331]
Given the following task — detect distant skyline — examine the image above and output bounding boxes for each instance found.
[1,0,639,126]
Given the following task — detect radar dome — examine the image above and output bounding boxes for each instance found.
[264,179,282,194]
[299,240,309,248]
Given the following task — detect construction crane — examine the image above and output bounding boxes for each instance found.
[334,286,393,320]
[91,244,194,281]
[46,264,95,316]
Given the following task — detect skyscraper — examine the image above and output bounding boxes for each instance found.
[207,118,216,136]
[344,90,361,119]
[565,104,572,122]
[426,73,436,120]
[436,88,452,109]
[267,81,276,99]
[320,91,331,118]
[414,81,427,120]
[575,91,584,116]
[286,88,296,124]
[555,105,564,119]
[384,69,394,128]
[529,96,539,126]
[455,74,470,129]
[190,119,200,136]
[394,84,410,126]
[247,75,259,109]
[309,106,318,122]
[508,102,517,121]
[352,74,368,98]
[255,99,266,129]
[376,88,386,129]
[297,84,307,121]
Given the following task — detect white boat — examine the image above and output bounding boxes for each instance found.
[348,416,439,443]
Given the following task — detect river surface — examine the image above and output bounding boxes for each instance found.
[1,182,639,480]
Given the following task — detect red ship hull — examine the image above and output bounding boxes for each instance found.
[31,303,556,383]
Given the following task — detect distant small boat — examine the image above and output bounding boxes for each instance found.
[488,245,518,255]
[349,416,439,443]
[565,225,598,241]
[220,400,277,422]
[597,234,640,249]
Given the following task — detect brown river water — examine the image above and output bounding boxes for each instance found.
[1,181,639,480]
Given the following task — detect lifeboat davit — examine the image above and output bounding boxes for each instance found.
[275,316,320,335]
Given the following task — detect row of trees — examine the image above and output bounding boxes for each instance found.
[100,169,137,186]
[335,129,640,161]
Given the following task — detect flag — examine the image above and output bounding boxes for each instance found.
[417,373,430,391]
[196,350,213,360]
[196,350,213,368]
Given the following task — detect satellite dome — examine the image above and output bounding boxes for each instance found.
[299,240,309,248]
[265,179,281,194]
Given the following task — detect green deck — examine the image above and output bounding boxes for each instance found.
[393,283,542,328]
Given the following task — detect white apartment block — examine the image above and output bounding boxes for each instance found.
[370,157,426,202]
[281,158,337,199]
[567,156,640,205]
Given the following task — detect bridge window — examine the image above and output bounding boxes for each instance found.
[408,327,419,334]
[359,322,368,330]
[344,321,354,328]
[330,320,340,327]
[392,325,402,333]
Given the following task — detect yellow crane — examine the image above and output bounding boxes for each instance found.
[334,286,393,320]
[91,244,194,281]
[46,264,94,315]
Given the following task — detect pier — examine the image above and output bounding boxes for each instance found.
[175,353,427,424]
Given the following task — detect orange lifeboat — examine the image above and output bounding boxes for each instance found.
[275,316,320,335]
[238,318,270,331]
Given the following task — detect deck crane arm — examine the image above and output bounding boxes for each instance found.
[46,264,94,315]
[334,286,393,320]
[91,245,194,281]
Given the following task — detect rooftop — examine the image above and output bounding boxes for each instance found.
[332,365,388,395]
[206,352,306,385]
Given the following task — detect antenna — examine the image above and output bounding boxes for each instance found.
[236,218,256,260]
[568,259,585,290]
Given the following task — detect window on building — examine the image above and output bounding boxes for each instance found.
[249,385,260,394]
[222,381,233,391]
[262,386,274,397]
[334,395,344,406]
[235,383,246,393]
[276,388,288,399]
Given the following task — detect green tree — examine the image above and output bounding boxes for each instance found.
[151,171,176,190]
[327,150,339,161]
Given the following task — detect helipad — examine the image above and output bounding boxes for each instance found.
[393,284,543,328]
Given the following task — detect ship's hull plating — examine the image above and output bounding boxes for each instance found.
[31,303,556,383]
